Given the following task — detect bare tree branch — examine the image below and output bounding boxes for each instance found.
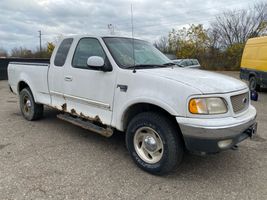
[211,2,267,48]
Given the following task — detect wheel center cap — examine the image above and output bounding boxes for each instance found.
[26,100,32,108]
[144,136,157,152]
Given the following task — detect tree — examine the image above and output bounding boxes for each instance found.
[211,2,267,48]
[185,24,210,57]
[0,47,8,57]
[167,27,187,54]
[47,42,55,55]
[154,36,169,53]
[36,42,55,58]
[166,24,210,59]
[155,2,267,70]
[224,43,245,68]
[10,47,33,58]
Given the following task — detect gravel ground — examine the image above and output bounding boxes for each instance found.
[0,71,266,200]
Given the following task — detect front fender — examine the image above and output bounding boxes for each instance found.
[112,97,179,131]
[111,69,202,131]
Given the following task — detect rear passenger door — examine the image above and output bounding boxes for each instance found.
[48,38,73,109]
[63,37,117,125]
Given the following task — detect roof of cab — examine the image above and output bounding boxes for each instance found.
[63,34,134,40]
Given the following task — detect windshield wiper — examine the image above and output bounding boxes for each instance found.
[163,62,176,66]
[124,64,167,69]
[164,62,183,67]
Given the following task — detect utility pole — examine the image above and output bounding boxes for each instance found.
[38,30,42,53]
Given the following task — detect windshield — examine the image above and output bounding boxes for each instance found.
[102,37,171,69]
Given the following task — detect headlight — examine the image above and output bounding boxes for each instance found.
[189,97,227,114]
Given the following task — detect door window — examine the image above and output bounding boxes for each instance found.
[72,38,107,69]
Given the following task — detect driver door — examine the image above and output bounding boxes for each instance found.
[63,37,117,125]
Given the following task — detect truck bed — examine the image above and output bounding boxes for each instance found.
[8,62,51,105]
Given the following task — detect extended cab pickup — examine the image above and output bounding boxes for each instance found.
[8,35,257,175]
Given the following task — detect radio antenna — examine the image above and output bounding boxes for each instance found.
[131,4,136,73]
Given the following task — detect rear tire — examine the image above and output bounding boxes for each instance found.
[249,76,260,91]
[126,112,183,175]
[19,88,44,121]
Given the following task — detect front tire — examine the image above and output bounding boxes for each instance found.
[19,88,44,121]
[126,112,183,175]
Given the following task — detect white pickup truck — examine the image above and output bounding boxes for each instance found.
[8,35,257,175]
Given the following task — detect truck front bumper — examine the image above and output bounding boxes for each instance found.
[176,105,257,153]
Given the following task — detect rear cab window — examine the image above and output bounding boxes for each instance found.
[54,38,74,67]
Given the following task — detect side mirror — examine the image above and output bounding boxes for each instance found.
[87,56,104,68]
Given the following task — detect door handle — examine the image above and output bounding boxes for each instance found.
[117,84,128,92]
[64,76,73,82]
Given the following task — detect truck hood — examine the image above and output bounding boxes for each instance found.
[140,67,247,94]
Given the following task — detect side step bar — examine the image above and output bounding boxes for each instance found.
[57,114,113,137]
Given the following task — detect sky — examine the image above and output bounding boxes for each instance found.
[0,0,258,52]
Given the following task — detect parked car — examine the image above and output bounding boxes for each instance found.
[172,59,201,68]
[240,36,267,91]
[8,35,257,175]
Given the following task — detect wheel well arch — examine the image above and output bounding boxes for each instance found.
[122,103,180,131]
[249,72,256,79]
[18,81,30,93]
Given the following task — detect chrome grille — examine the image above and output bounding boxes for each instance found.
[231,92,249,114]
